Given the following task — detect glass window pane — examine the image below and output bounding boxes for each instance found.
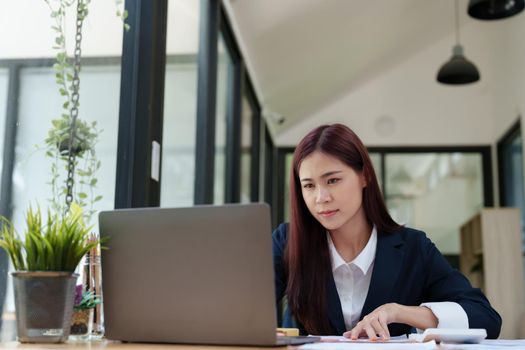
[161,61,198,206]
[12,65,120,228]
[240,93,254,203]
[500,131,525,250]
[161,0,200,207]
[5,64,121,315]
[385,153,483,254]
[0,69,7,334]
[0,69,8,176]
[213,35,231,204]
[262,125,272,204]
[284,153,294,222]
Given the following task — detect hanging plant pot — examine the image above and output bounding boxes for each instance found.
[12,271,78,343]
[57,138,87,157]
[47,117,95,158]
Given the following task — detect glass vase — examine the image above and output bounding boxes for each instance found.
[83,254,104,339]
[69,308,93,340]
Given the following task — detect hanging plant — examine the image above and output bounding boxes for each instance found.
[42,0,128,223]
[45,116,101,224]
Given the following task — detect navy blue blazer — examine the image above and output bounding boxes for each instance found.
[272,223,502,338]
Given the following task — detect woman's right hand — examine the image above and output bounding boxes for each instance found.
[342,303,399,341]
[343,303,439,341]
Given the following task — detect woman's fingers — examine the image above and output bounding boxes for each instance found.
[345,317,389,341]
[364,322,379,340]
[369,318,388,340]
[378,315,390,340]
[344,305,396,341]
[372,319,384,340]
[348,322,364,339]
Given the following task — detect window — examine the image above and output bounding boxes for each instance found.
[160,0,200,207]
[385,153,484,256]
[283,152,294,222]
[213,35,231,204]
[4,63,121,315]
[262,124,275,224]
[240,92,254,203]
[0,69,8,175]
[161,60,199,207]
[498,121,525,251]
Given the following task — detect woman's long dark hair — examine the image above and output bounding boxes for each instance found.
[285,124,401,334]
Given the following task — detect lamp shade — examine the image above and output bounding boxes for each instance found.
[437,45,480,85]
[468,0,525,20]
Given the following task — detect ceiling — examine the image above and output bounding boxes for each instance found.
[224,0,519,137]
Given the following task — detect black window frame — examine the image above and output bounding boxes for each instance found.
[193,0,264,205]
[220,5,243,204]
[116,0,168,208]
[497,120,523,206]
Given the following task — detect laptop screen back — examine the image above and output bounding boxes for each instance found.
[99,203,277,345]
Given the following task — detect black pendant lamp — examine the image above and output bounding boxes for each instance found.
[468,0,525,20]
[437,0,480,85]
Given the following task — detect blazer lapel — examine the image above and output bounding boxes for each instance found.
[327,273,346,334]
[360,231,405,318]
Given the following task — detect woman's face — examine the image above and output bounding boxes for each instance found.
[298,151,367,232]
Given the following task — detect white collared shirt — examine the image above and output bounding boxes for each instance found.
[328,227,377,330]
[327,226,469,331]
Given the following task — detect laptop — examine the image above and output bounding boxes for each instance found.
[99,203,318,346]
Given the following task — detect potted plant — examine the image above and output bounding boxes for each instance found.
[70,285,102,339]
[44,114,102,224]
[0,204,103,343]
[42,0,128,223]
[42,0,129,219]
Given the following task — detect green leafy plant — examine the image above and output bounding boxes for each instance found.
[0,203,105,272]
[45,116,102,223]
[41,0,129,223]
[73,285,102,310]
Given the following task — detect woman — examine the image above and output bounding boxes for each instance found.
[272,124,501,339]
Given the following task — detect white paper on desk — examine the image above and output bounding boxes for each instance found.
[437,339,525,349]
[297,339,437,350]
[482,339,525,346]
[317,335,410,343]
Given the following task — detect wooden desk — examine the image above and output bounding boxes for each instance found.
[0,340,288,349]
[3,339,525,350]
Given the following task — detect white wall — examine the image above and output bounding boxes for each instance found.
[276,15,525,148]
[490,15,525,140]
